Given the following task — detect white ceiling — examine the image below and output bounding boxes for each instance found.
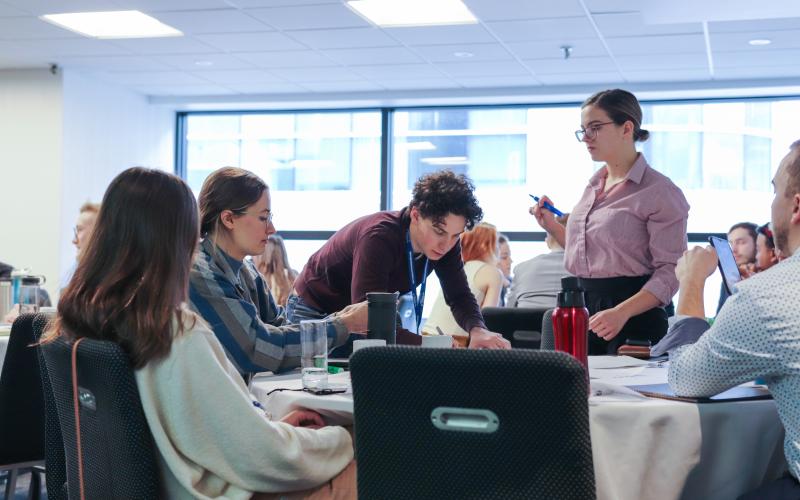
[1,0,799,100]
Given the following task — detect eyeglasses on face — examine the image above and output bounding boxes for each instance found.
[575,121,615,142]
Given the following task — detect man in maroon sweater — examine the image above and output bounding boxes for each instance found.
[288,170,510,350]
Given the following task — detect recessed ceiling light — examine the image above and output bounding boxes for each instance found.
[421,156,469,165]
[40,10,182,39]
[194,60,214,67]
[346,0,477,28]
[748,38,772,46]
[453,51,474,58]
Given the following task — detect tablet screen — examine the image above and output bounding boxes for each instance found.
[709,236,742,295]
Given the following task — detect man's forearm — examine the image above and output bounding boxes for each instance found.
[676,279,706,318]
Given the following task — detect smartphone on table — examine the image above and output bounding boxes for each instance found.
[708,236,742,295]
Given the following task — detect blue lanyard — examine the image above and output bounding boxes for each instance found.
[405,230,429,333]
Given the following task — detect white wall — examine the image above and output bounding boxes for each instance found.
[0,69,64,301]
[59,70,175,290]
[0,68,175,301]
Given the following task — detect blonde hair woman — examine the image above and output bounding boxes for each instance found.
[252,234,298,306]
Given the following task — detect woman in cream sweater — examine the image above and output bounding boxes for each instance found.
[46,167,355,499]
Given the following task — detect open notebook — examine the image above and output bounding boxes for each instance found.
[630,383,772,403]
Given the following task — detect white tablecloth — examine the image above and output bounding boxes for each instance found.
[252,357,787,500]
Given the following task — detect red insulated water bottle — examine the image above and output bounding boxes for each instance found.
[552,276,589,372]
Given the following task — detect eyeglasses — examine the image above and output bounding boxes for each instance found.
[575,121,615,142]
[241,211,274,226]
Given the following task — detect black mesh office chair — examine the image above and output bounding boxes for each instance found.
[481,306,549,349]
[540,308,556,350]
[350,347,595,500]
[0,313,48,500]
[39,335,161,499]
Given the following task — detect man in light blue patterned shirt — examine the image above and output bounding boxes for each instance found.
[661,140,800,499]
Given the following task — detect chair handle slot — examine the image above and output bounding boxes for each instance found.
[431,407,499,433]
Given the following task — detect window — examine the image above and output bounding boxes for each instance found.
[184,110,382,231]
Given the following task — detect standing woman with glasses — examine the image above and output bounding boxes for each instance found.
[531,89,689,354]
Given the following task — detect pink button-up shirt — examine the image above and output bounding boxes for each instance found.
[565,154,689,305]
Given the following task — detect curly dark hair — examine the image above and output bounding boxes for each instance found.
[409,170,483,230]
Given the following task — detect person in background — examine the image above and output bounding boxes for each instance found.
[748,223,780,276]
[288,170,510,350]
[189,167,367,379]
[660,140,800,500]
[60,201,101,290]
[507,214,571,309]
[252,234,298,307]
[423,222,504,340]
[496,233,513,306]
[45,167,355,499]
[716,221,758,312]
[532,88,689,355]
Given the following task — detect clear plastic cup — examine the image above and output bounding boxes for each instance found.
[300,320,328,389]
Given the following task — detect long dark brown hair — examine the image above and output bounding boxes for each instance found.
[46,167,199,369]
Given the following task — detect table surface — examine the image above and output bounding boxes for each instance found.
[252,355,786,500]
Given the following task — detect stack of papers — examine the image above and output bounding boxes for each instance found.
[589,355,651,379]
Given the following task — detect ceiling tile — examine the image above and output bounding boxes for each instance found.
[0,4,27,16]
[593,12,702,37]
[615,52,709,70]
[624,68,711,82]
[0,17,81,39]
[438,60,530,77]
[486,17,596,42]
[582,0,640,14]
[711,29,800,51]
[377,79,458,90]
[133,83,237,96]
[536,71,623,85]
[188,68,282,83]
[605,34,706,55]
[322,47,422,65]
[714,48,800,68]
[383,24,495,46]
[352,63,446,80]
[98,70,211,85]
[506,38,607,59]
[235,50,337,67]
[714,65,800,80]
[270,65,362,82]
[287,27,397,49]
[12,38,133,56]
[225,81,307,93]
[301,80,384,92]
[246,4,369,31]
[525,56,617,74]
[152,9,271,34]
[226,0,341,7]
[55,55,173,71]
[463,0,585,21]
[110,37,220,55]
[414,43,513,62]
[0,0,118,16]
[709,17,800,33]
[196,32,305,52]
[154,53,255,70]
[455,75,539,88]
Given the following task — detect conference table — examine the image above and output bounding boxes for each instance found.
[252,355,786,500]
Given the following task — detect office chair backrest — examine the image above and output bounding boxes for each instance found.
[540,308,555,350]
[481,306,549,349]
[350,347,595,500]
[40,335,161,499]
[0,313,48,465]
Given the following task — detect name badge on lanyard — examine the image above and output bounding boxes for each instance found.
[406,230,429,333]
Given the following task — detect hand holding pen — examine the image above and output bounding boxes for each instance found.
[529,194,564,216]
[529,194,562,232]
